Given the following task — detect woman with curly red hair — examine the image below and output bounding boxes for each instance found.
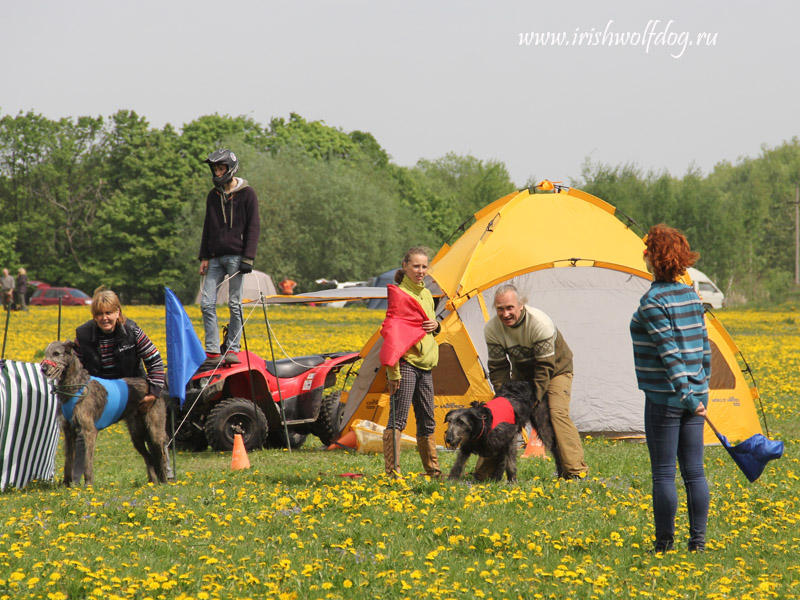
[630,224,711,554]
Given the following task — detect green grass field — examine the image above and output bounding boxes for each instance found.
[1,306,798,599]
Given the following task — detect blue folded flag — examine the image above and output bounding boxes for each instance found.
[165,288,206,407]
[717,432,784,483]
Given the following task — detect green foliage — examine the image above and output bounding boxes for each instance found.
[247,148,417,290]
[579,141,800,305]
[84,111,195,302]
[0,111,107,284]
[0,222,19,267]
[180,113,269,160]
[266,112,362,161]
[398,153,517,244]
[2,106,800,305]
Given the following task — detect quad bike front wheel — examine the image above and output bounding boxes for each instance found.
[205,397,268,451]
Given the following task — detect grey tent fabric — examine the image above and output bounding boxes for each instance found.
[0,360,60,490]
[458,266,650,436]
[194,270,277,305]
[253,287,388,305]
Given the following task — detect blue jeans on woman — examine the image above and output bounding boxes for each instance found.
[644,397,709,552]
[200,255,244,354]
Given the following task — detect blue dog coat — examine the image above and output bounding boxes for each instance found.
[60,377,130,430]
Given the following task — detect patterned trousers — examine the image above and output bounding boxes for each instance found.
[386,361,436,437]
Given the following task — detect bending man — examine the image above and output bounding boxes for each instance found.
[482,284,588,480]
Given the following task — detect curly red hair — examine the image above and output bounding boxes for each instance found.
[645,224,699,282]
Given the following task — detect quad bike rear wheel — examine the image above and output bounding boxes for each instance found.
[205,397,268,451]
[309,391,342,446]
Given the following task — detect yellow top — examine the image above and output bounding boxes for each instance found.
[386,275,439,380]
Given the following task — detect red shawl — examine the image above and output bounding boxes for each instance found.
[486,396,515,430]
[379,284,429,366]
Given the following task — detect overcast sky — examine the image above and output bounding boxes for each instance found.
[5,1,799,187]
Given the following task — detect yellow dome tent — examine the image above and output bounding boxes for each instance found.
[337,185,763,446]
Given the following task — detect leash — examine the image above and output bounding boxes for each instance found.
[474,415,487,441]
[48,383,87,399]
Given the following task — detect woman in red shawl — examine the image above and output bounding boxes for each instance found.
[380,247,441,477]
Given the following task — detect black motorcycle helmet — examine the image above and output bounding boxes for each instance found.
[204,149,239,188]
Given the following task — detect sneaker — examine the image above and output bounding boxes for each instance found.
[197,353,221,371]
[223,353,241,365]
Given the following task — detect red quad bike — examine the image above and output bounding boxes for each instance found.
[171,350,360,452]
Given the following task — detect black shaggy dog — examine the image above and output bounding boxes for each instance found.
[40,340,169,487]
[444,380,558,482]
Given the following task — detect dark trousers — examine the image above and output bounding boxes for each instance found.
[644,397,709,551]
[386,361,436,437]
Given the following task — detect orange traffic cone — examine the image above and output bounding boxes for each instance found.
[522,427,546,459]
[327,429,357,450]
[231,433,251,470]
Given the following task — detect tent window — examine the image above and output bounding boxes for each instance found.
[432,343,470,395]
[709,339,736,389]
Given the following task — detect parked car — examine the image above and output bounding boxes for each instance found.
[314,278,368,308]
[25,280,49,303]
[29,286,92,306]
[687,267,725,310]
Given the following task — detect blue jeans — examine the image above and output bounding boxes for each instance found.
[644,397,709,551]
[200,255,244,354]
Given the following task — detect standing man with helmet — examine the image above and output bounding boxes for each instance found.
[199,149,260,366]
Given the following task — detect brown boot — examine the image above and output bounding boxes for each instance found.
[382,428,401,477]
[417,435,442,478]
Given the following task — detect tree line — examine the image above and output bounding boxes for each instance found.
[1,108,797,304]
[579,138,800,305]
[0,111,515,303]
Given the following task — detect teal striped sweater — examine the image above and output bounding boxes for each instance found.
[630,281,711,412]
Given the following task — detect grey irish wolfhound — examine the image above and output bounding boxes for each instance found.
[41,340,169,486]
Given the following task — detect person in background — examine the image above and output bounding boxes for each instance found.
[1,268,14,311]
[14,268,28,311]
[482,284,588,480]
[630,224,711,554]
[381,247,441,478]
[72,287,170,481]
[279,278,297,295]
[198,149,260,367]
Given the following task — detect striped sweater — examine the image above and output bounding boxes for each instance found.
[74,323,165,397]
[630,281,711,412]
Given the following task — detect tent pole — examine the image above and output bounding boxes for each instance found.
[260,295,291,452]
[390,391,398,476]
[241,325,261,450]
[169,405,177,481]
[1,306,9,360]
[795,184,799,287]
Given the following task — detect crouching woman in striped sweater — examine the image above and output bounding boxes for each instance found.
[71,286,168,482]
[630,224,711,554]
